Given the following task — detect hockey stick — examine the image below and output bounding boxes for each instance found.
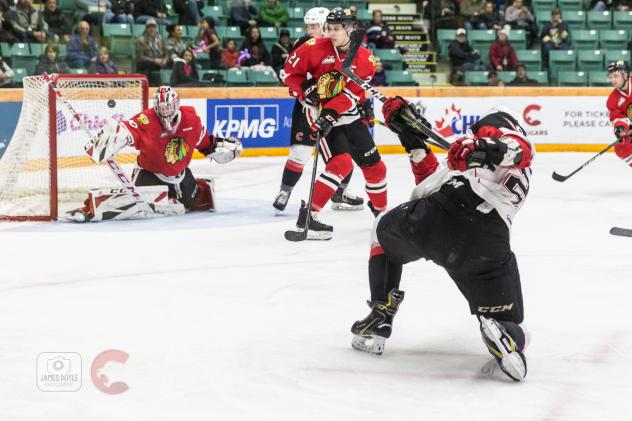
[610,227,632,237]
[340,29,451,151]
[284,131,323,242]
[43,73,154,216]
[551,140,618,182]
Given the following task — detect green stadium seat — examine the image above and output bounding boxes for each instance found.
[613,11,632,31]
[516,49,542,71]
[558,0,583,9]
[69,68,87,74]
[223,26,241,40]
[11,56,37,75]
[562,10,587,30]
[386,70,416,86]
[374,48,403,70]
[202,5,223,19]
[29,43,44,57]
[251,70,280,86]
[288,7,304,19]
[498,71,517,84]
[600,29,629,50]
[437,29,456,58]
[589,70,611,86]
[587,11,612,30]
[530,70,549,85]
[533,0,557,11]
[57,44,67,58]
[198,69,226,84]
[185,25,199,39]
[4,42,31,57]
[464,71,489,86]
[160,69,172,85]
[536,11,553,25]
[214,26,227,38]
[356,9,372,21]
[605,49,631,65]
[12,67,27,85]
[549,49,577,80]
[571,29,599,50]
[319,1,341,9]
[57,0,76,10]
[226,68,254,86]
[259,27,279,41]
[103,23,132,37]
[557,70,588,86]
[469,29,496,52]
[577,49,605,71]
[506,29,527,50]
[132,24,146,37]
[289,26,306,39]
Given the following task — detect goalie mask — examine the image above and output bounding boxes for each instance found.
[154,86,181,133]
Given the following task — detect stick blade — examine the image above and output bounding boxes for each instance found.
[284,229,308,242]
[341,29,366,70]
[610,227,632,237]
[551,171,568,182]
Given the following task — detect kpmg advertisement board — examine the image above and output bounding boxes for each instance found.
[207,98,294,148]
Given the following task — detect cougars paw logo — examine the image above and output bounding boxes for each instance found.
[164,137,189,164]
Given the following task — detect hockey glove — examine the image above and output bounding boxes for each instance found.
[310,108,339,140]
[359,100,375,127]
[448,136,508,172]
[382,96,431,151]
[210,136,243,164]
[300,79,319,107]
[614,125,632,144]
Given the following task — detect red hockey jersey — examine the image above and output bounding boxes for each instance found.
[606,77,632,133]
[281,37,376,118]
[122,106,214,178]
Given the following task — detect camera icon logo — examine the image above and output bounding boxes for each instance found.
[47,356,71,374]
[37,352,81,392]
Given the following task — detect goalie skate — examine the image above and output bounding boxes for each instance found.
[331,189,364,211]
[479,315,527,381]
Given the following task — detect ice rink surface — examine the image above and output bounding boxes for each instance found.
[1,152,631,421]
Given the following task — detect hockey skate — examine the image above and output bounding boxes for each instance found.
[479,315,527,381]
[331,188,364,211]
[296,200,333,240]
[273,189,290,213]
[351,289,405,355]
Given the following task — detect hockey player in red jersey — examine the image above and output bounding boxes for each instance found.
[350,97,533,382]
[606,60,632,168]
[281,7,387,240]
[70,86,242,221]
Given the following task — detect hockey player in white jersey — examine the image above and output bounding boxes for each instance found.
[350,96,534,382]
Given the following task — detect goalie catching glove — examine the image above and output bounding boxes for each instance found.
[85,118,133,163]
[209,136,243,164]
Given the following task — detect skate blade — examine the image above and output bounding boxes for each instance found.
[306,230,333,240]
[479,316,526,381]
[331,203,364,211]
[351,334,385,355]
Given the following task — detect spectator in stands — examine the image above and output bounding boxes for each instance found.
[461,0,487,31]
[0,55,14,87]
[90,46,118,74]
[166,24,188,66]
[35,43,68,74]
[0,8,18,43]
[174,0,203,26]
[195,17,220,69]
[229,0,257,33]
[110,0,134,25]
[504,0,536,46]
[170,48,204,87]
[76,0,113,27]
[508,63,539,85]
[43,0,70,43]
[134,0,171,26]
[487,70,505,86]
[258,0,288,28]
[239,26,274,72]
[449,28,489,72]
[6,0,52,43]
[367,10,395,49]
[67,20,97,68]
[616,0,632,11]
[370,57,387,86]
[135,18,168,86]
[472,1,503,30]
[271,28,291,75]
[540,8,569,66]
[422,0,457,31]
[489,28,519,71]
[221,38,239,69]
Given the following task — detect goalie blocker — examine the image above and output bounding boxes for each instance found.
[70,86,242,222]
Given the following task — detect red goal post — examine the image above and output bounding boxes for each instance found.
[0,74,148,221]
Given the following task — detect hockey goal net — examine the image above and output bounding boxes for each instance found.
[0,74,148,221]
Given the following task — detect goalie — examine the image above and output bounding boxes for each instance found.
[69,86,243,222]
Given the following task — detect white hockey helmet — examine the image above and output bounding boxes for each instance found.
[304,7,330,34]
[154,86,180,130]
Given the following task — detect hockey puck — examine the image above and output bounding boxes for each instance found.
[107,99,116,108]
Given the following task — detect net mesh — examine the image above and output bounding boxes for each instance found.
[0,75,146,219]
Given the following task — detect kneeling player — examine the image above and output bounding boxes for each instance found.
[350,97,533,382]
[70,86,242,221]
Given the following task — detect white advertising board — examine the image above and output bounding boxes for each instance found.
[373,96,613,145]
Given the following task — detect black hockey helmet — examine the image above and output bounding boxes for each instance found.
[608,59,629,75]
[326,7,358,30]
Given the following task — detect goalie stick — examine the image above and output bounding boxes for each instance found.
[43,73,154,217]
[552,140,619,182]
[610,227,632,237]
[340,29,451,151]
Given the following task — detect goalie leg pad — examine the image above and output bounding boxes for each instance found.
[190,178,216,212]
